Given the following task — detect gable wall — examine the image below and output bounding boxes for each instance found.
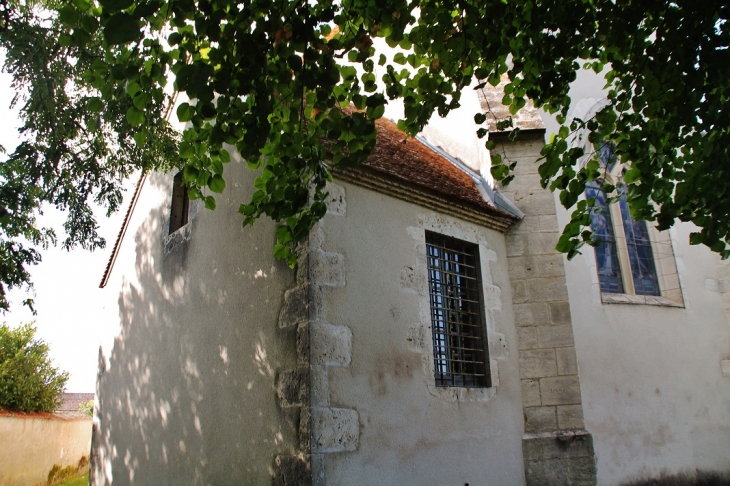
[311,178,526,485]
[92,155,305,485]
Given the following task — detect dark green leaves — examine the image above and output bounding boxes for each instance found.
[103,14,141,45]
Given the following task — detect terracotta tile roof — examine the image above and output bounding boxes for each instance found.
[58,393,94,412]
[361,117,512,219]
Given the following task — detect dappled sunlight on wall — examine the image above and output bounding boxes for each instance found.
[91,166,301,485]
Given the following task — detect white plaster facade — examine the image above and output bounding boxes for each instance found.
[92,71,730,485]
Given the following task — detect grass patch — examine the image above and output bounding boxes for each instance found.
[57,472,88,486]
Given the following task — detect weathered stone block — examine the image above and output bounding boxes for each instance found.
[522,431,595,461]
[400,265,425,293]
[537,325,575,348]
[521,379,541,407]
[311,365,329,407]
[526,278,569,302]
[539,215,560,233]
[312,407,359,452]
[519,349,557,379]
[513,303,550,326]
[528,233,561,256]
[324,182,346,216]
[524,456,596,486]
[273,454,312,486]
[279,285,308,329]
[508,256,539,279]
[406,321,429,352]
[538,254,565,277]
[556,347,579,376]
[510,215,541,235]
[721,360,730,378]
[506,234,528,257]
[277,367,310,407]
[512,280,528,304]
[297,323,310,367]
[512,190,557,216]
[310,250,345,287]
[540,376,582,406]
[483,284,502,310]
[549,301,572,325]
[558,405,585,430]
[524,406,557,433]
[517,327,538,350]
[311,322,352,367]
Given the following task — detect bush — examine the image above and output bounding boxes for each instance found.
[78,399,93,416]
[0,323,69,412]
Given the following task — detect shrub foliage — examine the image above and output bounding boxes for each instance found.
[0,324,69,412]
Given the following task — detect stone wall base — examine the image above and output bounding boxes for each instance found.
[273,454,312,486]
[523,431,596,486]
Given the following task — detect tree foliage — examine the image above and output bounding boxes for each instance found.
[0,323,69,412]
[0,0,728,308]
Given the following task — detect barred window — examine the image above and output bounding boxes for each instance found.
[426,232,491,388]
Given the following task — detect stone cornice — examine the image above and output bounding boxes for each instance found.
[332,166,516,233]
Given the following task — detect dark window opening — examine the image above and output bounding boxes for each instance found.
[169,171,189,234]
[426,232,491,388]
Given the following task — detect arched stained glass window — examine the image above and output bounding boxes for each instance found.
[586,181,624,294]
[618,187,660,296]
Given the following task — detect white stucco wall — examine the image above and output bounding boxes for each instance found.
[543,69,730,485]
[92,155,300,485]
[314,180,526,485]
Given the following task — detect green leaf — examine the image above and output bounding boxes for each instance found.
[133,132,147,147]
[126,106,145,126]
[179,142,195,159]
[98,0,133,12]
[177,103,195,123]
[87,97,104,113]
[208,175,226,193]
[204,196,216,210]
[103,13,141,45]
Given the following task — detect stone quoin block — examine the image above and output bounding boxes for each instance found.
[310,322,352,367]
[556,347,579,376]
[537,325,575,348]
[310,250,345,287]
[273,454,312,486]
[519,349,557,379]
[524,406,558,433]
[548,301,572,325]
[521,379,542,407]
[525,278,569,303]
[517,327,539,350]
[324,182,346,216]
[513,302,550,327]
[277,367,310,407]
[312,407,359,453]
[557,405,585,430]
[539,376,582,406]
[279,285,308,329]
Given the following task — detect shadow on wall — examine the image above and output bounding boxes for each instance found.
[620,470,730,486]
[90,171,300,485]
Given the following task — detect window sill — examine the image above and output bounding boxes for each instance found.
[601,293,684,308]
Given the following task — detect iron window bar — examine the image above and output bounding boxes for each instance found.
[425,232,491,388]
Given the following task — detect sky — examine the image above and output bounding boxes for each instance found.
[1,58,127,392]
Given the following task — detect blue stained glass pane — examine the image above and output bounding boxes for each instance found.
[586,182,624,293]
[597,143,617,172]
[618,189,660,296]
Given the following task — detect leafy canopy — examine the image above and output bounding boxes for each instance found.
[0,0,728,309]
[0,323,69,412]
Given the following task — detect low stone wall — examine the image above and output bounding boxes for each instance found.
[0,412,92,486]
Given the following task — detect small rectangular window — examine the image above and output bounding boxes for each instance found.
[425,232,491,388]
[169,171,189,234]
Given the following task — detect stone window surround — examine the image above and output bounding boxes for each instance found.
[585,182,684,308]
[406,213,506,402]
